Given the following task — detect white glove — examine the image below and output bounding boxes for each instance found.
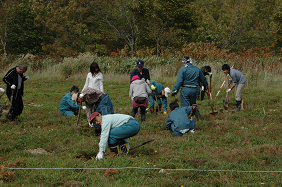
[82,106,86,110]
[226,88,232,93]
[202,86,204,91]
[209,73,212,76]
[0,88,4,92]
[146,79,150,85]
[11,84,16,89]
[96,151,104,160]
[79,93,84,98]
[89,122,93,127]
[25,76,30,80]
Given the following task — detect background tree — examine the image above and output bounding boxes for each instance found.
[6,0,44,55]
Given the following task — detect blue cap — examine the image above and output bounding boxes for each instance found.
[136,60,144,67]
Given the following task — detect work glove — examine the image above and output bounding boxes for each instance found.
[151,85,156,91]
[202,86,205,91]
[171,91,177,97]
[89,122,93,127]
[226,88,232,93]
[79,93,84,98]
[11,84,16,89]
[25,76,30,80]
[209,72,212,77]
[96,151,104,160]
[82,106,86,110]
[0,88,4,92]
[163,111,167,114]
[146,79,150,85]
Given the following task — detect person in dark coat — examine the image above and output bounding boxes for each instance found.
[130,60,150,84]
[3,65,30,121]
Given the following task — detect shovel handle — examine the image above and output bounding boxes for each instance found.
[189,104,197,118]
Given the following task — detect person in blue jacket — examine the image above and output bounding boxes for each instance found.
[130,60,150,84]
[166,102,196,137]
[172,55,208,107]
[149,80,170,114]
[60,86,84,116]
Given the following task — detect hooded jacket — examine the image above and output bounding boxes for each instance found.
[129,79,151,100]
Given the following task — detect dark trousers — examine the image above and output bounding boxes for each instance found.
[8,93,23,120]
[131,106,146,122]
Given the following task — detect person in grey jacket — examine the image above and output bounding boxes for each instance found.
[222,64,247,112]
[129,75,151,122]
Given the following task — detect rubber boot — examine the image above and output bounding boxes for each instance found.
[109,144,119,156]
[141,114,146,122]
[234,100,242,112]
[130,108,137,118]
[194,109,203,120]
[200,90,205,101]
[118,140,130,156]
[196,95,200,101]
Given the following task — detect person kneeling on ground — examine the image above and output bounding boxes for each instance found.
[149,80,170,114]
[222,64,246,112]
[90,112,141,160]
[166,101,197,137]
[60,86,85,116]
[129,75,151,122]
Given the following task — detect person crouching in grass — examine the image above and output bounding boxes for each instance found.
[166,102,197,137]
[90,112,141,160]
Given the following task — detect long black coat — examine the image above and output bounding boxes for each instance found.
[3,67,27,99]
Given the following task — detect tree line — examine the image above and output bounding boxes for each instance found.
[0,0,281,58]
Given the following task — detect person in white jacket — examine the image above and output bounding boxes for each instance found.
[129,75,151,122]
[82,62,104,92]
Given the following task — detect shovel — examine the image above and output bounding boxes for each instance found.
[223,92,229,110]
[188,104,197,120]
[6,89,14,120]
[75,101,82,132]
[205,90,218,118]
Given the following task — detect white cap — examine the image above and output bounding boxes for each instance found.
[164,87,171,97]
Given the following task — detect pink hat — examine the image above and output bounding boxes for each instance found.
[131,75,140,82]
[90,112,100,123]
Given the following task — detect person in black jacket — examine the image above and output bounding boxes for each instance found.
[3,65,30,121]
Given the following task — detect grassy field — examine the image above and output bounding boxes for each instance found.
[0,60,282,186]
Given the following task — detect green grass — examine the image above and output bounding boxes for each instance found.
[0,62,282,186]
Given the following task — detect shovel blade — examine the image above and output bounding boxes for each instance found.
[209,112,218,118]
[223,100,229,110]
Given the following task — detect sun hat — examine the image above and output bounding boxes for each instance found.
[71,93,78,105]
[90,112,100,123]
[164,87,171,97]
[131,75,140,82]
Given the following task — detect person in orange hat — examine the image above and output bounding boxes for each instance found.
[90,112,141,160]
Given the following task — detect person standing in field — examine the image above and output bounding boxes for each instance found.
[129,75,151,122]
[90,112,141,160]
[222,64,246,112]
[197,66,212,101]
[3,65,30,121]
[82,62,104,92]
[130,60,150,84]
[171,55,208,119]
